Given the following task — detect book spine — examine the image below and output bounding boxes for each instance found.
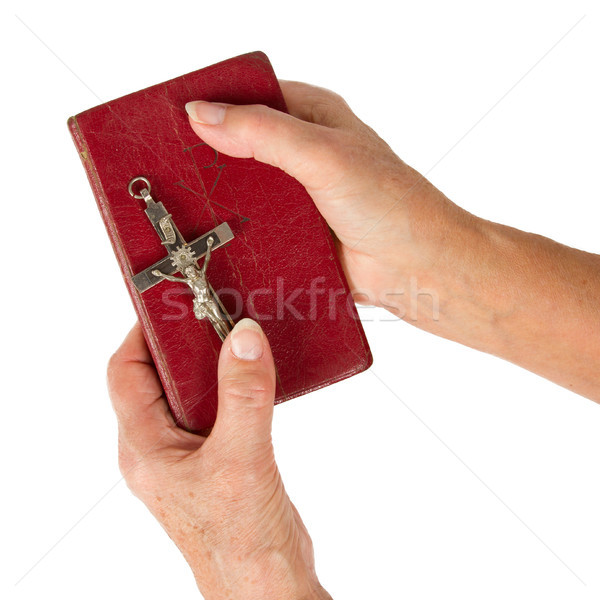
[66,116,188,429]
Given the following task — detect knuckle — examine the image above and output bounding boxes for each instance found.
[318,86,349,107]
[309,88,354,126]
[222,373,273,409]
[242,104,273,137]
[117,439,137,479]
[106,352,120,385]
[117,439,156,497]
[310,93,349,123]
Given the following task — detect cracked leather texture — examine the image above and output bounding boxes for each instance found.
[68,51,372,431]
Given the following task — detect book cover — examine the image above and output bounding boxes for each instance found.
[68,51,372,431]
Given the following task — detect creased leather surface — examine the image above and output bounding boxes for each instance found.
[68,51,372,431]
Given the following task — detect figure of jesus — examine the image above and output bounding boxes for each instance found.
[152,237,230,340]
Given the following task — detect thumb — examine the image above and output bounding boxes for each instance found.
[211,318,276,451]
[184,100,346,193]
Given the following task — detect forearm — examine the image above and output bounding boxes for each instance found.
[387,202,600,400]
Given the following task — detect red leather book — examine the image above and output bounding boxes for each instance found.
[68,51,372,431]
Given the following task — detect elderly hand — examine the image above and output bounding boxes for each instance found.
[108,318,331,600]
[185,81,461,315]
[185,81,600,401]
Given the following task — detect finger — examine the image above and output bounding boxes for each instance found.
[184,100,349,192]
[278,80,357,129]
[107,323,175,449]
[210,319,276,454]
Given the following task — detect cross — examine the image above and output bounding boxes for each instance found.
[129,177,235,338]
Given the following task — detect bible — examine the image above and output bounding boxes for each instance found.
[68,51,372,431]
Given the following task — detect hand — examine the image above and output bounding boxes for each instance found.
[184,81,472,315]
[184,81,600,400]
[108,318,331,600]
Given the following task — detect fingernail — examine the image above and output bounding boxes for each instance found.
[185,101,227,125]
[230,318,264,361]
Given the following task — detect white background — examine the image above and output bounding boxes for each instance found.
[2,1,599,598]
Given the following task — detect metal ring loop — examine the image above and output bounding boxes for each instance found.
[128,176,151,199]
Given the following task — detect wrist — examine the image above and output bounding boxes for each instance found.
[191,548,330,600]
[379,195,488,329]
[384,198,527,357]
[198,573,331,600]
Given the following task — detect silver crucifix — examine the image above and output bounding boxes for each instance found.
[128,176,235,341]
